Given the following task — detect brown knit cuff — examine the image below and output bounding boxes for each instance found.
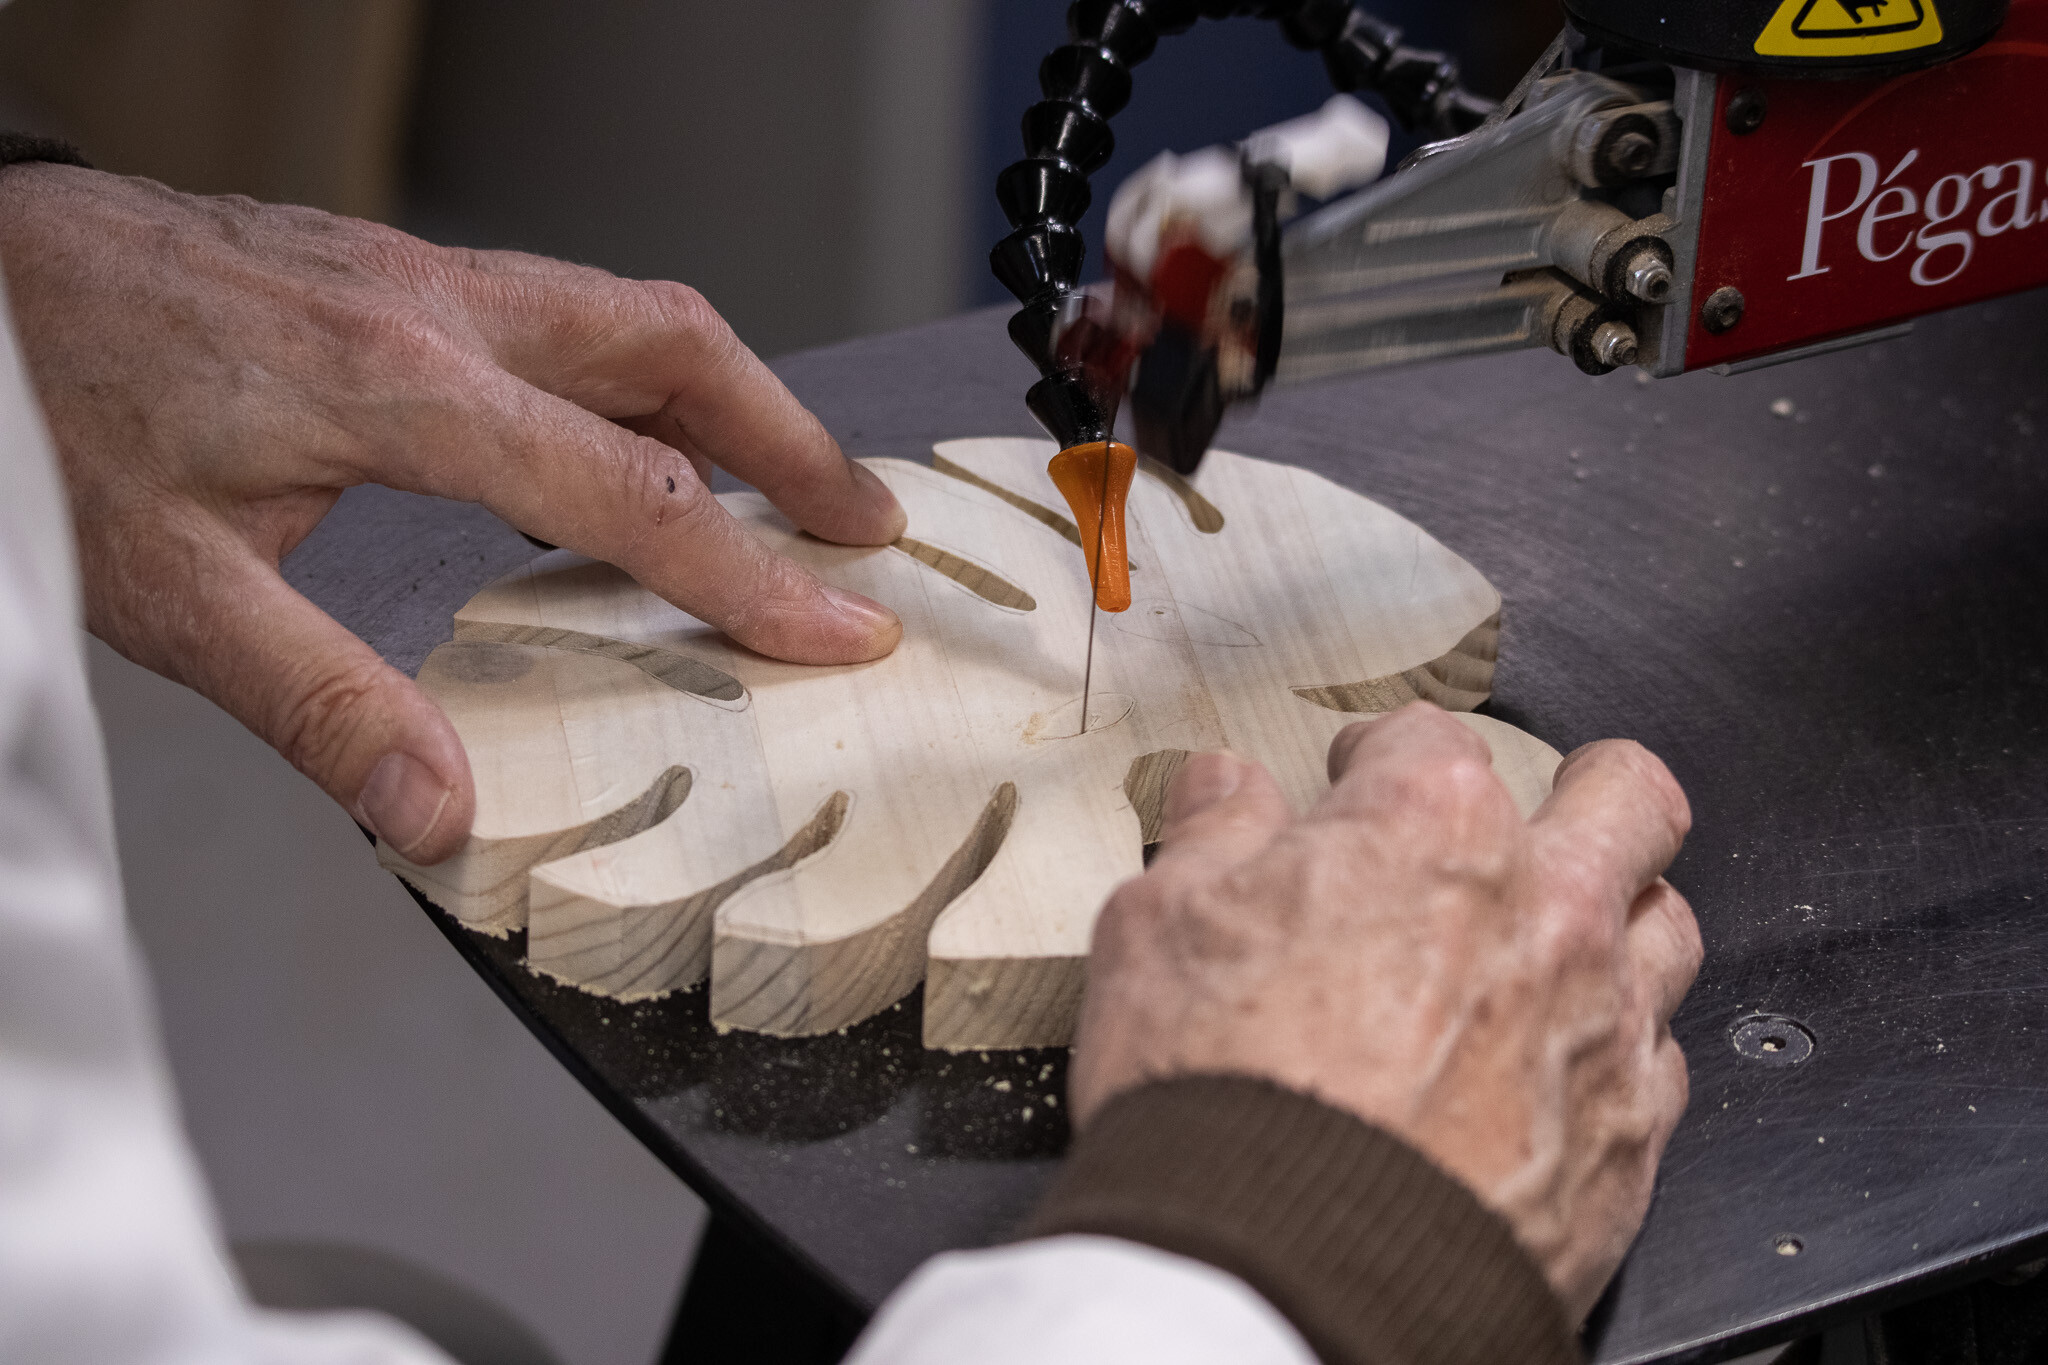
[1024,1075,1579,1365]
[0,133,92,171]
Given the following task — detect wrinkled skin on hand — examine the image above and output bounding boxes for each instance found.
[1071,703,1703,1321]
[0,163,906,864]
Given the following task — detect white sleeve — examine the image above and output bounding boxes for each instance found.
[0,269,452,1365]
[844,1234,1318,1365]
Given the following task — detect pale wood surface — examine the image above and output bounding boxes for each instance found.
[381,440,1561,1049]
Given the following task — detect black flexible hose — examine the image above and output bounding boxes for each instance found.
[992,0,1496,449]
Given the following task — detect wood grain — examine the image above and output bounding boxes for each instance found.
[526,791,848,1000]
[385,439,1563,1049]
[1293,614,1500,714]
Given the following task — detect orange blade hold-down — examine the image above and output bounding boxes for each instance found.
[1046,440,1136,612]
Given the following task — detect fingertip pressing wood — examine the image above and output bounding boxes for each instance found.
[398,438,1559,1049]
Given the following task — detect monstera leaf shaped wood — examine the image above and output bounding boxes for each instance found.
[381,439,1560,1051]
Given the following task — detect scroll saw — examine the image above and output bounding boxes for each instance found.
[992,0,2048,704]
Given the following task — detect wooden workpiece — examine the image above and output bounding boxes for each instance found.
[381,439,1560,1050]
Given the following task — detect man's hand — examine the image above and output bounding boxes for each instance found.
[1071,703,1702,1320]
[0,164,907,864]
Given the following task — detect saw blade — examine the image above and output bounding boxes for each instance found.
[1079,437,1113,735]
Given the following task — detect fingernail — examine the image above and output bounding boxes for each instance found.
[358,751,455,859]
[823,585,900,637]
[1163,752,1244,824]
[850,461,909,537]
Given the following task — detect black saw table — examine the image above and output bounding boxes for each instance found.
[290,290,2048,1365]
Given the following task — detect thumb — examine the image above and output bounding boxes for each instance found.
[141,537,475,864]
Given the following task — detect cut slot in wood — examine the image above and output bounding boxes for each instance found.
[714,781,1018,1037]
[454,618,745,703]
[892,536,1036,611]
[1139,455,1225,533]
[1124,749,1191,845]
[527,790,850,1001]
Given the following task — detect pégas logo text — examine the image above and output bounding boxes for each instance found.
[1790,149,2041,287]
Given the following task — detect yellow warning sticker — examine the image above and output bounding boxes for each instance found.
[1755,0,1945,56]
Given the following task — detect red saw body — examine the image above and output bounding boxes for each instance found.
[1688,0,2048,369]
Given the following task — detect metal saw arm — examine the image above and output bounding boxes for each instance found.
[994,0,2041,479]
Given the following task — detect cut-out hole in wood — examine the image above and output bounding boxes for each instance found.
[933,451,1080,546]
[892,536,1036,610]
[392,441,1561,1049]
[454,620,746,704]
[1139,455,1225,533]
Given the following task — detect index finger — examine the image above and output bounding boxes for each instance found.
[432,251,906,549]
[363,356,902,666]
